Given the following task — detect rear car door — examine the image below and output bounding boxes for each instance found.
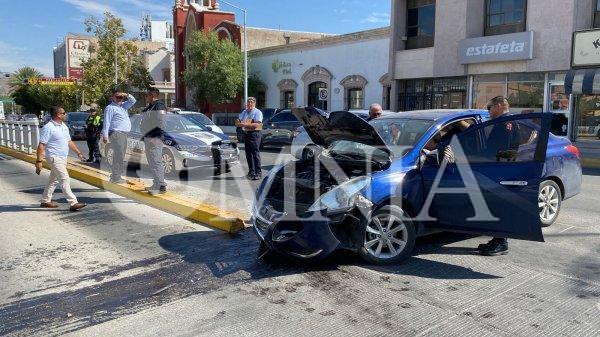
[420,113,551,241]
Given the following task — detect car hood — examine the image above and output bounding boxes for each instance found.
[291,107,389,151]
[167,131,229,146]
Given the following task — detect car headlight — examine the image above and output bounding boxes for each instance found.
[308,176,371,212]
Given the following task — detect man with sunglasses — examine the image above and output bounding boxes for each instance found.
[101,89,136,184]
[36,106,87,211]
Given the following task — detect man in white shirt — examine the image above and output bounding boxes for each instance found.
[35,106,87,211]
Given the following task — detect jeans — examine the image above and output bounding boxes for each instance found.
[108,131,128,181]
[144,138,166,188]
[41,157,78,206]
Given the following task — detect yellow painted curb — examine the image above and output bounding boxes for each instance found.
[0,146,247,233]
[582,157,600,169]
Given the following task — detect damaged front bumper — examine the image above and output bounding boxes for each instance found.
[252,204,364,260]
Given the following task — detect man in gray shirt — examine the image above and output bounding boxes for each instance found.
[102,89,136,183]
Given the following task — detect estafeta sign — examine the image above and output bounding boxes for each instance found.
[572,29,600,67]
[458,31,534,64]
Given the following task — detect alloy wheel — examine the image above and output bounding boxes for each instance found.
[539,184,560,223]
[364,213,408,260]
[162,152,174,174]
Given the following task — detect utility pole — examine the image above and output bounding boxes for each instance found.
[114,37,118,86]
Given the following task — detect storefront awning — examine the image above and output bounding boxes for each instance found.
[565,69,600,95]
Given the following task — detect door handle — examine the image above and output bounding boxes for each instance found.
[500,181,528,186]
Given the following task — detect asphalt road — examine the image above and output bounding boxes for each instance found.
[1,152,599,336]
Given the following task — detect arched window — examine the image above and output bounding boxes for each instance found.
[340,75,368,110]
[302,66,332,110]
[277,79,298,109]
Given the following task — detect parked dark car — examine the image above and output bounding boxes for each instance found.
[236,108,284,143]
[260,109,302,149]
[65,112,89,140]
[252,108,582,265]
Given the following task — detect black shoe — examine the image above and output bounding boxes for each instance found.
[251,175,261,181]
[85,158,94,163]
[479,241,509,256]
[246,173,255,179]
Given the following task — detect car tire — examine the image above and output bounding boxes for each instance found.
[302,145,320,160]
[162,149,177,178]
[358,205,416,265]
[539,180,562,227]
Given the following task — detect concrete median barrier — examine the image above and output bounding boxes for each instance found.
[0,146,247,233]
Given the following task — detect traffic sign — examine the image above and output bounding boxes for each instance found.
[318,88,328,101]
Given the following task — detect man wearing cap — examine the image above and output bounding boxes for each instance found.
[85,106,103,163]
[140,87,168,195]
[235,97,263,180]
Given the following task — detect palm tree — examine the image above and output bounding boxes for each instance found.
[8,67,43,90]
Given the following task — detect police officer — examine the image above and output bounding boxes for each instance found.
[236,97,263,180]
[140,87,167,195]
[85,107,102,163]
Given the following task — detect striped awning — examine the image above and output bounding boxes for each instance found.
[565,69,600,95]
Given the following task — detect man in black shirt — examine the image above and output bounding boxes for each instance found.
[140,87,167,195]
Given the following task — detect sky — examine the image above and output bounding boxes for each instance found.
[0,0,391,76]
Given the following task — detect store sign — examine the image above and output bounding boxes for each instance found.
[458,31,534,64]
[27,77,76,86]
[67,38,91,79]
[272,59,292,74]
[572,29,600,67]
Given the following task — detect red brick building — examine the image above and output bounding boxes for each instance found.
[173,0,330,116]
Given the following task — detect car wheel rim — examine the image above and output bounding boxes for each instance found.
[364,213,408,259]
[162,153,173,174]
[539,185,559,222]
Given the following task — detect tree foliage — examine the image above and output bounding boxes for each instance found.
[183,31,244,106]
[80,12,152,107]
[9,67,77,114]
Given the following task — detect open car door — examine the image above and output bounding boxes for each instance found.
[420,113,552,242]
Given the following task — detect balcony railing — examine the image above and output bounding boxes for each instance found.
[0,120,40,154]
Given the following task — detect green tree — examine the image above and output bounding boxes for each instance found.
[80,12,153,107]
[183,31,243,109]
[9,67,44,114]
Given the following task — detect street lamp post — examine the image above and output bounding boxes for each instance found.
[219,0,248,104]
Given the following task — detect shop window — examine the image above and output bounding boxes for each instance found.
[406,0,436,49]
[162,69,171,82]
[472,73,544,112]
[308,82,327,110]
[485,0,527,36]
[397,77,467,111]
[575,95,600,141]
[595,0,600,28]
[280,91,294,109]
[347,88,364,110]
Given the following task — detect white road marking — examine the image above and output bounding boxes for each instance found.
[559,226,575,233]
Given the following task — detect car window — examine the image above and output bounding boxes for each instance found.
[165,116,207,133]
[370,118,435,157]
[458,117,541,163]
[269,112,293,123]
[66,113,89,122]
[189,113,213,125]
[422,118,476,152]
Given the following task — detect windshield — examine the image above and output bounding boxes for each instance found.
[165,115,208,133]
[328,140,390,166]
[67,112,89,122]
[369,118,435,157]
[184,113,214,125]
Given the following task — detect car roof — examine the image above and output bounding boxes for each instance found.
[378,109,488,121]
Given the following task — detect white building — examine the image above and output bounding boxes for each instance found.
[249,27,391,111]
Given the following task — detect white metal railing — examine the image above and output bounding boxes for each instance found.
[0,120,40,154]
